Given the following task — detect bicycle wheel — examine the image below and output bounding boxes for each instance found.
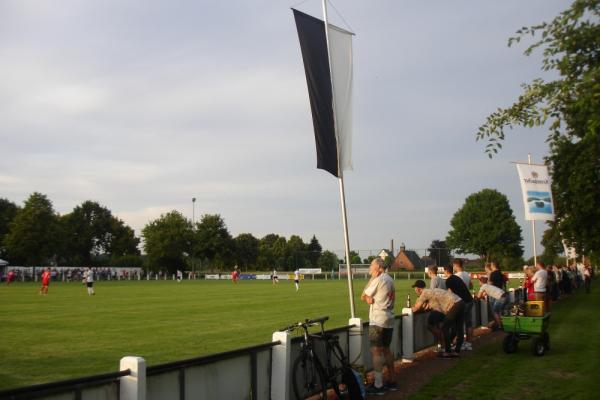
[292,352,328,400]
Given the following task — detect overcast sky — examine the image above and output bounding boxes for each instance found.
[0,0,570,260]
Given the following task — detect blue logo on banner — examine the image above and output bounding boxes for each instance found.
[526,191,553,214]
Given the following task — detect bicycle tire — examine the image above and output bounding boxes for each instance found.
[292,351,328,400]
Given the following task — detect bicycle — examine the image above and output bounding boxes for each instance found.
[280,316,364,400]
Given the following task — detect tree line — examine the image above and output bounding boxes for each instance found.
[0,193,342,273]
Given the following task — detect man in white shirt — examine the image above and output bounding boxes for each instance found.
[84,267,95,296]
[361,258,397,394]
[532,261,549,311]
[475,278,507,329]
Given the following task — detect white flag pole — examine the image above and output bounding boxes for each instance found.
[528,153,538,266]
[322,0,356,318]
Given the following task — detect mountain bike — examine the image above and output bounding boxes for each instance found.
[280,316,364,400]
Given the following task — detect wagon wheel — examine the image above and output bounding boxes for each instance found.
[503,334,518,354]
[531,337,546,356]
[542,332,550,351]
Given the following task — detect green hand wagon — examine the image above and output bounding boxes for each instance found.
[501,313,551,356]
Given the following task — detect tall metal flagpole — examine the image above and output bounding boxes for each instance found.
[322,0,356,318]
[528,154,538,266]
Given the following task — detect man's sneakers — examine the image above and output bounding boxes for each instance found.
[366,382,399,396]
[365,384,387,396]
[383,382,400,391]
[461,341,473,351]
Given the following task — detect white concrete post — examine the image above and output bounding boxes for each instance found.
[401,308,415,363]
[480,299,489,326]
[271,330,291,400]
[348,317,363,366]
[120,356,146,400]
[508,288,515,303]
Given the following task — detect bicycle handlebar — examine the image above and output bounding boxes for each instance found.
[278,316,330,332]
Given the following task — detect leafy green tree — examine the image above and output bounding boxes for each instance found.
[306,235,322,266]
[142,211,193,273]
[193,214,233,269]
[345,250,362,265]
[60,201,140,265]
[540,222,565,265]
[476,0,600,258]
[272,237,288,267]
[0,198,19,259]
[427,239,452,266]
[4,193,60,265]
[233,233,259,270]
[287,235,307,268]
[317,250,339,270]
[258,234,284,269]
[446,189,523,262]
[108,218,141,258]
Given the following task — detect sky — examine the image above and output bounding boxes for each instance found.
[0,0,571,260]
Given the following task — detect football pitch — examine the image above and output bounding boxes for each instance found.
[0,278,419,390]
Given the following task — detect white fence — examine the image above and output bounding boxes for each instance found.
[0,291,521,400]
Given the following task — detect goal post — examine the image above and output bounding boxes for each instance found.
[337,264,370,279]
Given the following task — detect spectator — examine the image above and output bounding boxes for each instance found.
[444,264,473,351]
[532,261,549,311]
[523,266,536,301]
[583,259,593,294]
[489,261,506,290]
[475,277,507,330]
[428,266,446,290]
[361,258,398,394]
[411,280,465,358]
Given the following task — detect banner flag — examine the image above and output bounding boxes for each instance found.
[293,9,353,178]
[515,163,555,221]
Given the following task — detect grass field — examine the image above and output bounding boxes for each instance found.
[0,277,420,390]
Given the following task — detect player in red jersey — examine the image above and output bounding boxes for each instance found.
[7,270,15,285]
[232,267,239,284]
[40,267,51,295]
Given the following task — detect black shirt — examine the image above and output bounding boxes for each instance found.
[445,275,473,303]
[490,270,505,289]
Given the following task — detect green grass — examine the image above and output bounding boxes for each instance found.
[407,285,600,400]
[0,277,420,390]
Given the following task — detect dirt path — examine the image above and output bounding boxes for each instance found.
[372,328,504,399]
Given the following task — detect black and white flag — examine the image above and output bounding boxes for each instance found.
[293,9,353,178]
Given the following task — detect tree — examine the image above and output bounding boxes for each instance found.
[142,211,193,273]
[540,222,565,265]
[427,240,451,266]
[60,201,139,265]
[233,233,259,270]
[0,198,19,259]
[476,0,600,258]
[346,250,362,265]
[446,189,523,262]
[317,250,339,270]
[258,234,284,269]
[287,235,307,268]
[306,235,322,266]
[4,193,60,265]
[193,214,233,269]
[108,218,141,258]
